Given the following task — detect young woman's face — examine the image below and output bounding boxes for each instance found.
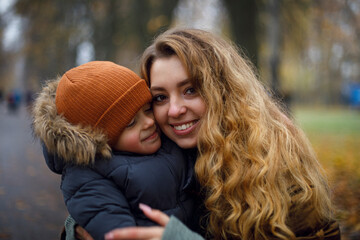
[114,103,161,154]
[149,55,206,149]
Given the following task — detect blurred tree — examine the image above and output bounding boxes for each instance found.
[222,0,259,66]
[88,0,125,61]
[344,0,360,52]
[0,6,20,94]
[128,0,180,50]
[258,0,310,105]
[0,14,5,92]
[266,0,281,97]
[87,0,179,66]
[14,0,85,86]
[305,0,360,104]
[12,0,179,88]
[222,0,310,101]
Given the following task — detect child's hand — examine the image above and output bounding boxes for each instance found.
[104,203,169,240]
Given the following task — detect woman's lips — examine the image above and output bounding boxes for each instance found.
[171,120,198,135]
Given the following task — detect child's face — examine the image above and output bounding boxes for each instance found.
[114,103,161,154]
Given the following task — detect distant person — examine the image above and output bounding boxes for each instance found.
[6,90,20,113]
[32,61,196,240]
[0,89,3,102]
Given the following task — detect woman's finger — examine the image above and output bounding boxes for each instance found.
[104,204,169,240]
[104,226,164,240]
[138,203,170,226]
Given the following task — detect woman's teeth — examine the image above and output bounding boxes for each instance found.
[174,122,194,130]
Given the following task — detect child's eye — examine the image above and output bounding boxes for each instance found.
[145,105,152,112]
[126,118,136,128]
[153,95,167,103]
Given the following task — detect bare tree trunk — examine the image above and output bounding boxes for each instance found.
[222,0,259,66]
[267,0,281,95]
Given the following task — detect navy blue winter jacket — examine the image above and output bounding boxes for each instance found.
[43,137,196,240]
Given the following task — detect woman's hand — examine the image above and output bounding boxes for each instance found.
[75,225,94,240]
[105,203,169,240]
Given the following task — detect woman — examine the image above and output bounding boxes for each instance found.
[81,28,340,240]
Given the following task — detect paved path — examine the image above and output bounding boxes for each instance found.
[0,103,68,240]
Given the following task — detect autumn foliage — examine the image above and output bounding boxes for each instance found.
[294,107,360,239]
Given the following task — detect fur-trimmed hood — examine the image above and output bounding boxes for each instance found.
[32,78,111,166]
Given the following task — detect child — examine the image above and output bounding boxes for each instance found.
[32,61,196,240]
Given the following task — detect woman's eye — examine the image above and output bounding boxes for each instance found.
[185,87,196,95]
[153,95,167,102]
[126,118,136,128]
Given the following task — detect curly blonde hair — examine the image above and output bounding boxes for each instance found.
[141,28,334,239]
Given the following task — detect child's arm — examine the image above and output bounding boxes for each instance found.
[62,165,136,240]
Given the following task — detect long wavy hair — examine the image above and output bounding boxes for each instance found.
[141,28,334,239]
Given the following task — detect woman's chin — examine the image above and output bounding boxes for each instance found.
[162,127,198,149]
[171,137,197,149]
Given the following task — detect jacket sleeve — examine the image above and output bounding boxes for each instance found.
[62,165,136,240]
[162,216,204,240]
[42,142,65,174]
[64,215,77,240]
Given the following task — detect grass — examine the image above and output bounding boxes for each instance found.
[293,106,360,238]
[293,107,360,176]
[293,107,360,136]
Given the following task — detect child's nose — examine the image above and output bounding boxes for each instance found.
[143,114,155,129]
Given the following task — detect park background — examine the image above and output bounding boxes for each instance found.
[0,0,359,239]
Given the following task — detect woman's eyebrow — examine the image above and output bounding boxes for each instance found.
[177,79,191,88]
[150,86,164,91]
[150,79,191,91]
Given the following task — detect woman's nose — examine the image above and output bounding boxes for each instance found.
[168,98,186,118]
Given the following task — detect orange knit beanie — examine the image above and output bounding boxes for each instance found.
[55,61,152,146]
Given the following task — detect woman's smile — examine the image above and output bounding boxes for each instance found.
[171,120,199,135]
